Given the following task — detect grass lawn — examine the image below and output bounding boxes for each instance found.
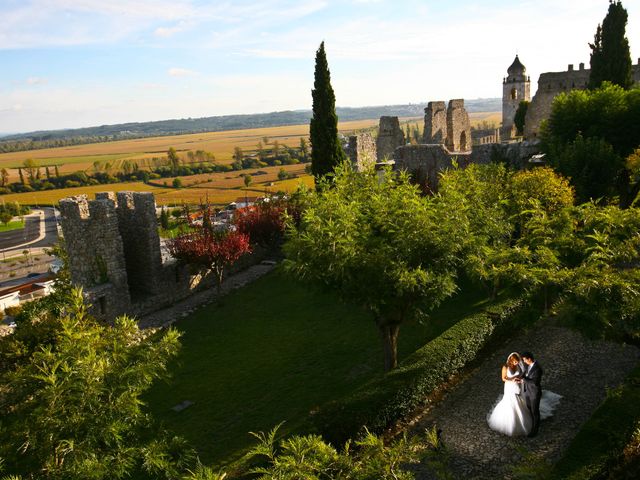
[144,269,489,468]
[0,220,24,232]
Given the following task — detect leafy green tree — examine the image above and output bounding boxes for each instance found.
[173,177,183,189]
[310,42,346,179]
[299,137,309,161]
[22,159,37,184]
[160,207,170,230]
[0,168,8,187]
[514,100,529,136]
[168,147,180,173]
[18,167,25,185]
[0,289,190,479]
[0,212,12,225]
[284,164,463,370]
[589,1,633,89]
[242,423,445,480]
[543,83,640,205]
[233,146,244,163]
[54,165,60,177]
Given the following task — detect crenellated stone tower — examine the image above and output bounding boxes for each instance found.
[423,101,447,144]
[58,194,131,316]
[501,55,530,140]
[112,191,163,297]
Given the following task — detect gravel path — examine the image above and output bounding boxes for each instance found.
[137,262,276,329]
[412,326,640,479]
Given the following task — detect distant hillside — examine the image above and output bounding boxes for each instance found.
[0,98,500,153]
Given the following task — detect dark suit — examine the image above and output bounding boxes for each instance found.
[522,361,543,436]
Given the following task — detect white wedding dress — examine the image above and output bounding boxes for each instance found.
[487,364,563,436]
[487,366,532,436]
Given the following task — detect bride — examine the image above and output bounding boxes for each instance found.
[487,352,562,436]
[487,352,532,436]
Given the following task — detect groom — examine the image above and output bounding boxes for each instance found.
[521,351,543,437]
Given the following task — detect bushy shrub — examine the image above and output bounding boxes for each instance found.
[314,297,525,445]
[234,201,287,247]
[4,305,22,317]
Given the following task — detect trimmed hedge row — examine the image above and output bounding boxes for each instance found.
[313,297,526,445]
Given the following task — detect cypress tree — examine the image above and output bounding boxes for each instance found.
[589,1,633,89]
[310,42,345,179]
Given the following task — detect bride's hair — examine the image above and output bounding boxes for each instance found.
[505,352,521,371]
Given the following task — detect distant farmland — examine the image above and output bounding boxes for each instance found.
[0,112,499,206]
[0,164,313,207]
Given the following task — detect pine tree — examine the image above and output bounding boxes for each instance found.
[589,1,633,89]
[310,42,346,179]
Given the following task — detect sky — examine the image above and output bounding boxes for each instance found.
[0,0,638,134]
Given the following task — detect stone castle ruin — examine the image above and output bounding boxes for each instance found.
[59,192,219,320]
[346,54,640,192]
[59,55,639,321]
[524,58,640,139]
[376,116,405,161]
[348,99,477,192]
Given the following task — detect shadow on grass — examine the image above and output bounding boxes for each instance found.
[144,269,490,468]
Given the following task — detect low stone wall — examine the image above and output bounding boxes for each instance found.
[394,144,472,193]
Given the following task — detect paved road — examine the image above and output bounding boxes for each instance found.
[0,207,59,254]
[0,213,40,249]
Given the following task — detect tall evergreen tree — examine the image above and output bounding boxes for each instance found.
[589,1,633,89]
[310,42,345,178]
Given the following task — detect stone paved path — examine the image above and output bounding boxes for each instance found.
[137,262,276,329]
[412,326,640,479]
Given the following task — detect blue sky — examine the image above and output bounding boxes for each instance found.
[0,0,638,133]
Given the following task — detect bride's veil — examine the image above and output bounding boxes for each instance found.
[506,352,524,373]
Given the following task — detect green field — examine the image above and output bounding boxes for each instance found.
[0,220,25,232]
[144,269,489,468]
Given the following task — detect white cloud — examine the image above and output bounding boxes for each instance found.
[26,77,47,85]
[168,67,197,77]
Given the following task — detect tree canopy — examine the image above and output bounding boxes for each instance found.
[589,1,633,90]
[543,83,640,205]
[310,42,346,179]
[284,163,465,370]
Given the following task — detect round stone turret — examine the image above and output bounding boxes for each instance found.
[502,54,531,140]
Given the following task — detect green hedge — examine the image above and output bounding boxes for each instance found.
[313,297,525,445]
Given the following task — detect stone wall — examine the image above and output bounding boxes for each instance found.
[59,191,274,322]
[376,116,405,161]
[524,60,640,139]
[394,144,472,193]
[58,194,131,317]
[445,99,471,152]
[347,133,377,172]
[113,191,163,297]
[471,141,541,169]
[423,101,447,144]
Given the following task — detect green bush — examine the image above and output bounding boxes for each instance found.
[314,297,525,445]
[4,305,22,317]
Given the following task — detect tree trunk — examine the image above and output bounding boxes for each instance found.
[379,323,400,372]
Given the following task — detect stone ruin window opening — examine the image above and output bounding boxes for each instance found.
[460,131,467,151]
[510,88,518,100]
